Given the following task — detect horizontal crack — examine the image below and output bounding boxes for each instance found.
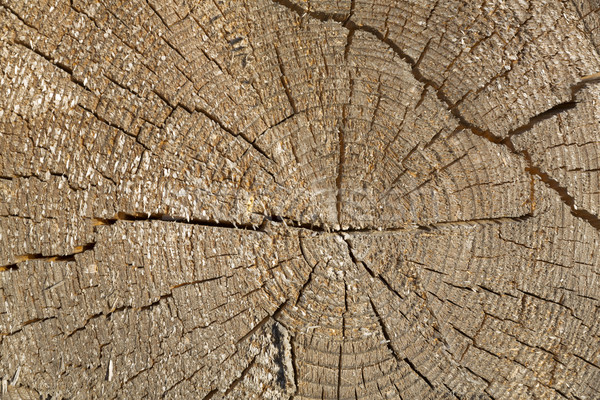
[92,211,334,233]
[91,209,535,236]
[344,213,534,234]
[65,293,173,338]
[1,243,96,271]
[0,213,532,273]
[92,212,268,231]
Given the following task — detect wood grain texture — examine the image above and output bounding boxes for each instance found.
[1,0,600,399]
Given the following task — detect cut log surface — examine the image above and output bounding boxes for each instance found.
[2,0,600,399]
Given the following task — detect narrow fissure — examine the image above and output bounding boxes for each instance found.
[0,213,537,274]
[343,28,355,61]
[403,357,435,390]
[341,235,407,306]
[92,211,334,233]
[336,75,354,229]
[284,333,299,396]
[296,238,319,305]
[201,389,218,400]
[194,106,274,163]
[368,298,403,364]
[337,344,343,400]
[237,300,288,344]
[506,101,578,138]
[223,355,258,396]
[92,212,269,231]
[336,125,346,229]
[274,46,298,114]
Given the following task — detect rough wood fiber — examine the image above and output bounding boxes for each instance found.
[1,0,600,399]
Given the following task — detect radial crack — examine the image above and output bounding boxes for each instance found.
[194,106,274,163]
[522,151,600,230]
[65,293,173,339]
[274,46,298,114]
[368,298,400,361]
[92,212,268,231]
[296,237,319,305]
[335,124,347,229]
[403,357,435,390]
[237,300,288,344]
[340,235,407,305]
[336,75,354,229]
[223,355,258,396]
[269,0,600,233]
[289,335,299,396]
[337,343,343,400]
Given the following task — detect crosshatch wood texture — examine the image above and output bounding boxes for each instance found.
[1,0,600,399]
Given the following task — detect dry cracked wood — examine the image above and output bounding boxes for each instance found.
[1,0,600,399]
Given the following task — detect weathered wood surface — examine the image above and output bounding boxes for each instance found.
[1,0,600,398]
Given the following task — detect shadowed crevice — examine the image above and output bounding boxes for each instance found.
[522,151,600,230]
[295,237,320,305]
[193,106,274,163]
[368,297,436,391]
[1,243,96,271]
[340,235,408,306]
[274,46,298,114]
[403,357,435,390]
[336,125,347,229]
[93,212,269,231]
[368,298,401,362]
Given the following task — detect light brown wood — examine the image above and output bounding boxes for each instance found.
[1,0,600,399]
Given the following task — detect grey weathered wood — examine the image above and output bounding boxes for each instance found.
[1,0,600,399]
